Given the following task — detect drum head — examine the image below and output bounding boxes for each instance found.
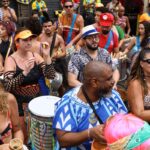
[28,96,60,117]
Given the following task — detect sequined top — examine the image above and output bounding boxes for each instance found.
[144,95,150,110]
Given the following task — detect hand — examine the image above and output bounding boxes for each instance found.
[118,52,127,60]
[23,57,35,76]
[89,125,107,144]
[66,42,73,50]
[125,34,130,38]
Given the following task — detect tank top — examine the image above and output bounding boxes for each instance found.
[60,14,80,45]
[144,95,150,110]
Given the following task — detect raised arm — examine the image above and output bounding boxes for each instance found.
[53,35,66,59]
[126,16,131,36]
[123,37,136,55]
[4,56,25,92]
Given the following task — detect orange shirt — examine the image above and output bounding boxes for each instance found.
[59,14,80,45]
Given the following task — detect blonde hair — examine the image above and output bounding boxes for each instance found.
[0,92,8,113]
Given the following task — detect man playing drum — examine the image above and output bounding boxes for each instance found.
[53,61,128,149]
[39,15,68,95]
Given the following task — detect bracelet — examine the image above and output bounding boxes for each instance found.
[88,128,91,139]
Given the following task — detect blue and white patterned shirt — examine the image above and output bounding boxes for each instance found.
[53,86,128,150]
[68,47,112,82]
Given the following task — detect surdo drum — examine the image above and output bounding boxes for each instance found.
[28,96,60,150]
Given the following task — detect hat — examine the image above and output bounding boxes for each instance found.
[99,13,114,27]
[15,30,36,41]
[139,13,150,23]
[81,25,99,38]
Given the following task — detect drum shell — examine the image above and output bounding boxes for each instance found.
[29,112,55,150]
[28,96,60,150]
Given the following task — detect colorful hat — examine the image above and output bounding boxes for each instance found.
[15,30,36,41]
[82,25,99,38]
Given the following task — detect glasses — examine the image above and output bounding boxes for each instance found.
[64,5,73,8]
[86,35,99,42]
[142,59,150,64]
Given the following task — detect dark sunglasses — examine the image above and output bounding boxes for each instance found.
[64,5,73,8]
[142,59,150,64]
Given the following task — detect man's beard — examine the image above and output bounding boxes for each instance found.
[86,42,98,51]
[99,88,112,98]
[101,30,110,35]
[45,30,51,36]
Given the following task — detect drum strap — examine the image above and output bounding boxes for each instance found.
[50,32,57,57]
[82,86,103,124]
[66,14,77,45]
[104,30,113,50]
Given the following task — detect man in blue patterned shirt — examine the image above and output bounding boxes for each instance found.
[68,25,120,88]
[53,61,127,150]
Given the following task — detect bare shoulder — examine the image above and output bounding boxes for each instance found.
[7,92,16,100]
[77,14,84,22]
[6,92,17,105]
[128,79,141,90]
[56,33,64,41]
[4,54,16,71]
[38,33,44,41]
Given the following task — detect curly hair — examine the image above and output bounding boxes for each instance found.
[0,20,15,36]
[0,92,9,113]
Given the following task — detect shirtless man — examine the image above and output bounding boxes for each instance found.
[39,19,67,95]
[39,19,66,60]
[0,0,17,22]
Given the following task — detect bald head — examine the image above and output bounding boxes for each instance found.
[83,61,112,82]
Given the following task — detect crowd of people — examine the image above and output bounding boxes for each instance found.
[0,0,150,149]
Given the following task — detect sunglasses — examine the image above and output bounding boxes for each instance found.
[142,59,150,64]
[64,5,73,8]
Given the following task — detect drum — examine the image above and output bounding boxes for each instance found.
[28,96,60,150]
